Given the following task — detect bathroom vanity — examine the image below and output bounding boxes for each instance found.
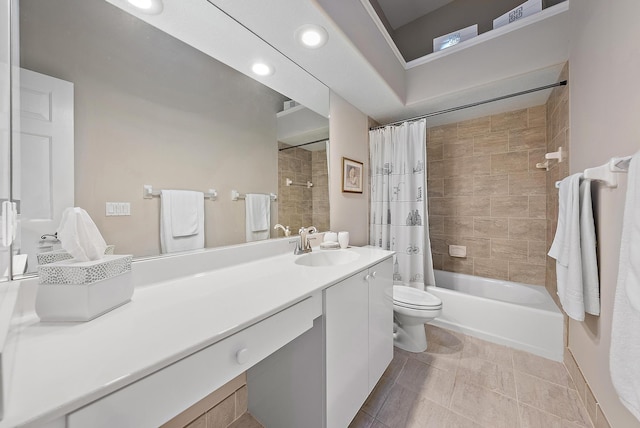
[0,239,393,427]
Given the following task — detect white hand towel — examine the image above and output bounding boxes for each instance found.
[549,173,587,320]
[169,191,200,237]
[245,194,270,242]
[579,179,600,316]
[160,190,205,254]
[610,151,640,421]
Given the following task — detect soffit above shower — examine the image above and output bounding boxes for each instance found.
[374,0,456,30]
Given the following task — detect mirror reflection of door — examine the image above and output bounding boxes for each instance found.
[15,68,74,274]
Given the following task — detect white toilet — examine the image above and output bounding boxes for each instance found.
[393,285,443,353]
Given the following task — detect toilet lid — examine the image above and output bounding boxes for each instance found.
[393,285,442,308]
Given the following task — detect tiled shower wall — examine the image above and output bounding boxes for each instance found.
[277,144,330,235]
[312,149,330,232]
[426,107,548,286]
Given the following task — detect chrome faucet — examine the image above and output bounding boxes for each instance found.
[295,226,317,255]
[274,224,291,237]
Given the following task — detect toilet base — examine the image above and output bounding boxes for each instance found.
[393,322,428,353]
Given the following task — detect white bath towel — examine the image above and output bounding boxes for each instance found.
[579,179,600,316]
[160,190,205,254]
[245,194,270,242]
[610,151,640,421]
[548,173,599,320]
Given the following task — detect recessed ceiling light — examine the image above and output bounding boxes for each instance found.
[251,62,274,76]
[127,0,163,14]
[295,24,328,49]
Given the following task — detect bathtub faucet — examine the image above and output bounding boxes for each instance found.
[295,226,317,255]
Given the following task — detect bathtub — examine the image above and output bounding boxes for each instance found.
[426,270,564,361]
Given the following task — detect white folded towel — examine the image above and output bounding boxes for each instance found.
[160,190,205,254]
[610,151,640,421]
[548,173,599,320]
[245,194,270,242]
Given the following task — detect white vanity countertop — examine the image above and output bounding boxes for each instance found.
[1,246,393,427]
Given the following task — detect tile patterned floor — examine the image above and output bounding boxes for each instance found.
[351,325,593,428]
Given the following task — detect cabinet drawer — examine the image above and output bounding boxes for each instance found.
[68,293,321,428]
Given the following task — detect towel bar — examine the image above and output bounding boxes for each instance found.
[143,185,217,200]
[555,155,632,188]
[231,190,277,201]
[285,178,313,188]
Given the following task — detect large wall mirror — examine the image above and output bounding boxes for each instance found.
[8,0,330,277]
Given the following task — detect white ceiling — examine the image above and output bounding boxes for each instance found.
[376,0,456,29]
[107,0,571,128]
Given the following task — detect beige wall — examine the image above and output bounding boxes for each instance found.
[20,0,283,257]
[426,106,548,286]
[566,0,640,427]
[329,92,369,246]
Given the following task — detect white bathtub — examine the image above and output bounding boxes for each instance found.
[426,270,564,361]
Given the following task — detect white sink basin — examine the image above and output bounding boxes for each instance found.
[295,250,360,267]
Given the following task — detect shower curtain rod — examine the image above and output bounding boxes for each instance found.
[369,80,567,131]
[278,138,329,151]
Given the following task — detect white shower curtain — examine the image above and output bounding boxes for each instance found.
[369,119,435,289]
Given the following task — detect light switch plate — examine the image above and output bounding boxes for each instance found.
[106,202,131,216]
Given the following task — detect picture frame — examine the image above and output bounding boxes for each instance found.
[342,157,363,194]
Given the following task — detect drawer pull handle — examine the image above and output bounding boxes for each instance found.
[236,348,249,365]
[371,271,377,279]
[364,274,371,281]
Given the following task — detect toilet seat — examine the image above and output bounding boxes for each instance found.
[393,286,442,309]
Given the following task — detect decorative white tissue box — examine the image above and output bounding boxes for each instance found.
[37,245,116,265]
[35,255,133,322]
[493,0,542,29]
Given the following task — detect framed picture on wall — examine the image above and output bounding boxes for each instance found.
[342,157,363,194]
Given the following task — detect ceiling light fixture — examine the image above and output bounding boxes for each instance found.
[251,62,275,77]
[295,24,329,49]
[127,0,163,14]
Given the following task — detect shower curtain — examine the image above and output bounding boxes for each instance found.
[369,119,435,289]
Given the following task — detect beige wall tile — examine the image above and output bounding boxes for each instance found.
[432,254,444,270]
[428,178,444,197]
[444,217,474,236]
[491,151,529,174]
[206,394,235,428]
[529,195,546,219]
[491,196,529,217]
[509,172,546,196]
[491,109,528,132]
[427,143,444,161]
[472,155,492,176]
[474,258,509,280]
[429,215,445,235]
[596,405,612,428]
[444,177,474,196]
[564,350,587,398]
[528,241,547,266]
[509,218,546,241]
[456,197,490,217]
[430,198,456,216]
[491,239,528,261]
[443,255,474,275]
[444,139,474,159]
[449,237,491,258]
[474,218,509,238]
[429,160,444,178]
[457,116,491,139]
[528,105,547,128]
[431,236,448,255]
[429,124,457,144]
[528,148,547,171]
[473,175,508,196]
[474,132,508,155]
[509,262,546,286]
[585,384,597,425]
[509,126,546,151]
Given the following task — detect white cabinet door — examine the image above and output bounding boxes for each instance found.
[324,272,369,428]
[368,258,394,391]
